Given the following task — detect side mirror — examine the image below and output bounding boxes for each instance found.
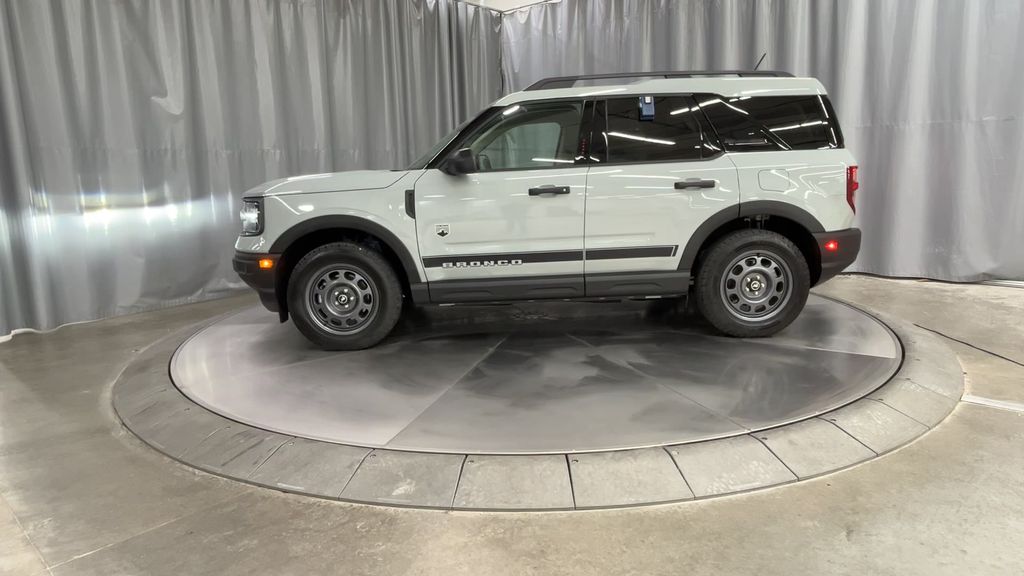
[442,148,477,175]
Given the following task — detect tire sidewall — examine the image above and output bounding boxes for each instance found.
[288,243,402,350]
[696,231,810,336]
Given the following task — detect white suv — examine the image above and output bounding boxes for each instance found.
[234,71,861,350]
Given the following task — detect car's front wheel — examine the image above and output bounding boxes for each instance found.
[694,229,810,337]
[287,241,403,350]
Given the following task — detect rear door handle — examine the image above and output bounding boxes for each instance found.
[674,179,717,190]
[528,185,571,196]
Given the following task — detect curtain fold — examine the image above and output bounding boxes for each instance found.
[0,0,502,334]
[500,0,1024,282]
[2,0,1021,335]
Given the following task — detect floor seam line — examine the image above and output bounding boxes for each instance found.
[569,334,753,433]
[564,333,597,348]
[337,449,375,497]
[877,371,960,407]
[573,328,888,435]
[195,319,393,381]
[450,455,468,509]
[816,416,878,455]
[751,434,800,479]
[662,326,895,360]
[48,491,249,570]
[246,437,294,479]
[0,491,54,574]
[110,325,208,431]
[641,373,751,432]
[564,454,577,510]
[913,323,1024,368]
[862,397,929,427]
[662,445,696,499]
[379,333,510,447]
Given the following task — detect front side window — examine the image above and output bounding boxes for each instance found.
[454,101,583,171]
[602,96,704,163]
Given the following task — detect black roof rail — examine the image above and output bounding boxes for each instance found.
[524,70,795,91]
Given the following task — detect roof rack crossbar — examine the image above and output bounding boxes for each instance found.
[524,70,794,91]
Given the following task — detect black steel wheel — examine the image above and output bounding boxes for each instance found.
[288,241,402,350]
[719,249,793,322]
[694,229,810,337]
[305,265,378,335]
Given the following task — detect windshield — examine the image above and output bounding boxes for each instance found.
[405,119,473,170]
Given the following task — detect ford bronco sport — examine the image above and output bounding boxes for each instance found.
[234,71,861,350]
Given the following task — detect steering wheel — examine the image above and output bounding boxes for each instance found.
[477,153,493,172]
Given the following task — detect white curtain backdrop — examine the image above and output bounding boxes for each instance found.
[500,0,1024,282]
[0,0,502,334]
[2,0,1021,334]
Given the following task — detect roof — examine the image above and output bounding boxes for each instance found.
[494,76,828,106]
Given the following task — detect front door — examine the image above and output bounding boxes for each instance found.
[414,100,588,302]
[583,95,741,296]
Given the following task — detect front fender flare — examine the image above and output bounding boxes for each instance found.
[270,215,423,284]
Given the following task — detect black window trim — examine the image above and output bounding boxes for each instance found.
[819,95,845,148]
[422,91,844,172]
[425,96,593,174]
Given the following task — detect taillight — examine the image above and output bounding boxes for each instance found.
[846,165,859,213]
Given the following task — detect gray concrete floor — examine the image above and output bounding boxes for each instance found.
[1,275,1022,576]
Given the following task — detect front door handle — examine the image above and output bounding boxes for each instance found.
[528,185,571,196]
[674,179,717,190]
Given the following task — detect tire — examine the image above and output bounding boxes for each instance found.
[287,241,403,350]
[694,229,810,338]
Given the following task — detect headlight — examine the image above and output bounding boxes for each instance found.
[239,199,263,236]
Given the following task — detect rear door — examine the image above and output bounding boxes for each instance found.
[414,100,589,302]
[583,95,740,296]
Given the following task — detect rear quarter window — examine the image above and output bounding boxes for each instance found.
[699,95,843,151]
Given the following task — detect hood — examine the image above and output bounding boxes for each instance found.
[243,170,409,197]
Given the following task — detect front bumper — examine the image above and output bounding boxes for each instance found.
[232,252,280,312]
[813,228,861,285]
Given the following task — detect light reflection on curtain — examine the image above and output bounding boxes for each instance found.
[3,0,1022,336]
[0,0,502,334]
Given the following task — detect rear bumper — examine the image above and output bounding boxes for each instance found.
[813,228,861,285]
[232,252,280,312]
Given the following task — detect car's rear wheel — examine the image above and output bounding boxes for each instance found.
[287,241,403,350]
[694,229,810,337]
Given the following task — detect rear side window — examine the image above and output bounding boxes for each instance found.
[602,96,704,163]
[699,95,843,151]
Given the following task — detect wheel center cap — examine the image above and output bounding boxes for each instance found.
[331,289,352,307]
[745,274,766,295]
